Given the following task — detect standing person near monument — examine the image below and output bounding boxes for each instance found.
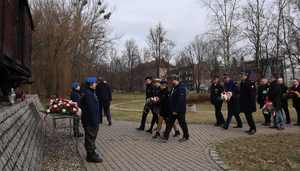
[80,77,103,163]
[278,78,291,124]
[210,76,225,127]
[96,77,112,126]
[70,82,83,137]
[163,75,189,142]
[257,78,271,126]
[136,76,155,131]
[240,72,257,135]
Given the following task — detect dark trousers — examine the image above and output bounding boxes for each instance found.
[263,113,271,124]
[164,113,189,139]
[100,101,112,124]
[149,112,159,130]
[84,126,99,155]
[244,112,256,131]
[295,106,300,124]
[73,117,80,135]
[214,103,225,125]
[225,112,242,128]
[138,102,153,129]
[282,101,290,123]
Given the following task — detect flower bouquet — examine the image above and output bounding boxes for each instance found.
[262,99,274,116]
[45,98,81,117]
[221,92,232,102]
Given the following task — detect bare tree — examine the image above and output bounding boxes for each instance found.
[122,39,141,91]
[201,0,241,71]
[147,23,175,77]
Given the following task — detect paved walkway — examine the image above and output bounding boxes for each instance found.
[78,121,300,171]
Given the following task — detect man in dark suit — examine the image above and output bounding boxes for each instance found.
[223,75,243,130]
[210,76,225,126]
[240,72,257,135]
[96,77,112,126]
[163,75,189,142]
[257,78,270,126]
[80,77,103,163]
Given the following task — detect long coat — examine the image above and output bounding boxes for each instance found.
[169,82,187,114]
[96,82,112,102]
[224,80,240,115]
[268,81,282,111]
[210,83,223,105]
[80,88,100,128]
[240,80,257,114]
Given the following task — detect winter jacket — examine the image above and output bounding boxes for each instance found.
[169,82,187,114]
[240,79,257,113]
[80,88,100,128]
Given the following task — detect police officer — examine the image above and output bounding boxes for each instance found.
[96,77,112,126]
[257,78,270,126]
[70,82,83,137]
[289,79,300,125]
[223,75,243,130]
[163,75,189,142]
[137,76,155,131]
[210,76,225,126]
[240,72,257,135]
[278,78,291,124]
[80,77,103,163]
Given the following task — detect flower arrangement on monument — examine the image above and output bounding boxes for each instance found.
[46,98,81,116]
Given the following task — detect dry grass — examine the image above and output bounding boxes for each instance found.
[217,134,300,171]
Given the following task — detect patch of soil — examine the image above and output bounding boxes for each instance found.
[41,128,85,171]
[217,134,300,171]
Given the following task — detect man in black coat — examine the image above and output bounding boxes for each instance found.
[290,79,300,125]
[278,78,291,124]
[80,77,103,163]
[96,78,112,126]
[210,76,225,126]
[163,75,189,142]
[240,72,257,135]
[70,82,83,137]
[223,75,243,130]
[257,78,270,125]
[137,76,155,131]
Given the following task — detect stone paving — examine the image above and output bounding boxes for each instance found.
[77,121,300,171]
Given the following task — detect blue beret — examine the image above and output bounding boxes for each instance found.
[71,82,79,89]
[85,77,97,84]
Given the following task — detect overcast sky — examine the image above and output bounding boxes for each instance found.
[108,0,210,52]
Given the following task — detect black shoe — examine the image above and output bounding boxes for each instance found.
[160,136,168,143]
[74,132,84,137]
[86,153,103,163]
[233,126,242,128]
[223,125,228,130]
[153,132,160,139]
[146,129,152,134]
[269,126,277,129]
[136,127,144,131]
[286,121,291,124]
[178,137,189,142]
[173,130,180,137]
[294,123,300,126]
[108,122,112,126]
[247,129,256,135]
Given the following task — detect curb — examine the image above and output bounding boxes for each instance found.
[209,145,235,171]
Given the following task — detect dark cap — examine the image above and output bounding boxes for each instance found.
[145,76,153,81]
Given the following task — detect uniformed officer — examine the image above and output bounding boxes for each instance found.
[289,79,300,125]
[278,78,291,124]
[257,78,270,126]
[136,76,155,131]
[80,77,103,163]
[163,75,189,142]
[223,75,243,130]
[70,82,83,137]
[240,72,257,135]
[210,76,225,126]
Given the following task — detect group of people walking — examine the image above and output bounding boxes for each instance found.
[136,75,190,142]
[70,77,112,163]
[210,72,300,135]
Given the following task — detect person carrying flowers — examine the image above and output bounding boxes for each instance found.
[80,77,103,163]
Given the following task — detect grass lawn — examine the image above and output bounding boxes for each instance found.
[216,134,300,171]
[111,92,298,124]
